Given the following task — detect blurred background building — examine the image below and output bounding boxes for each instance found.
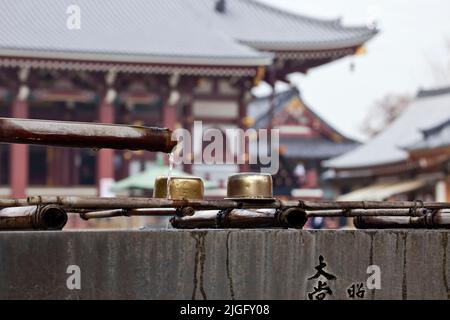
[0,0,376,212]
[248,87,359,200]
[324,87,450,203]
[2,1,449,230]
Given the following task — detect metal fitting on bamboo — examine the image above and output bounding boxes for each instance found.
[0,117,178,153]
[278,208,308,228]
[0,205,68,230]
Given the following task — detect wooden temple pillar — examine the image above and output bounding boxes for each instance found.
[46,104,74,186]
[235,76,256,173]
[118,101,132,180]
[162,97,177,139]
[10,68,30,198]
[96,71,117,196]
[65,104,79,186]
[161,74,180,165]
[185,76,253,184]
[179,78,196,174]
[182,98,194,174]
[97,96,115,195]
[238,90,250,173]
[10,98,29,197]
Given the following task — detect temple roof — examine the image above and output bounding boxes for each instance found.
[324,87,450,169]
[187,0,377,52]
[248,88,359,159]
[405,118,450,152]
[277,137,358,159]
[249,87,356,139]
[0,0,376,68]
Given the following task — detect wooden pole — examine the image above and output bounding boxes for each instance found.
[0,205,67,230]
[79,208,177,220]
[171,208,307,229]
[354,209,450,229]
[0,117,177,153]
[0,197,448,213]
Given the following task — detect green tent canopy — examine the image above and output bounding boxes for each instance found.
[111,162,218,192]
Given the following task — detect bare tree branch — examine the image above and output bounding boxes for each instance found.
[360,94,411,138]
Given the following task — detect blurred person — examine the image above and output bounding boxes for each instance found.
[294,162,306,186]
[310,216,325,229]
[323,218,340,229]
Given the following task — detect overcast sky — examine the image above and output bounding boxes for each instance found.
[256,0,450,141]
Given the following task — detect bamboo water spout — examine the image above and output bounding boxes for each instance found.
[0,205,68,230]
[0,117,178,153]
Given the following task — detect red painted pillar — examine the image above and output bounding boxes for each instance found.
[163,101,177,135]
[182,101,193,173]
[10,99,29,198]
[162,96,177,165]
[97,99,115,196]
[238,95,249,172]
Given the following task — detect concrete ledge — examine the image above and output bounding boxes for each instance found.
[0,229,449,299]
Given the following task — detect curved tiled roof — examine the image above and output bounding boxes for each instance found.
[278,137,358,160]
[192,0,378,51]
[405,117,450,152]
[248,88,359,159]
[0,0,376,67]
[0,0,271,66]
[249,87,356,142]
[324,87,450,169]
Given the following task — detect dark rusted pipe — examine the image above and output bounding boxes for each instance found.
[0,205,67,230]
[353,210,450,229]
[0,117,177,153]
[171,208,307,229]
[427,209,450,227]
[24,196,237,210]
[0,198,29,207]
[79,208,177,220]
[299,200,450,210]
[307,208,426,217]
[353,216,426,229]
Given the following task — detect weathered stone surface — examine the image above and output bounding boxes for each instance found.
[0,229,448,299]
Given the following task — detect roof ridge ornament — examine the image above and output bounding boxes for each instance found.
[417,87,450,99]
[215,0,226,14]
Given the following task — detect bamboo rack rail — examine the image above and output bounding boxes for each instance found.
[0,196,443,212]
[0,196,449,229]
